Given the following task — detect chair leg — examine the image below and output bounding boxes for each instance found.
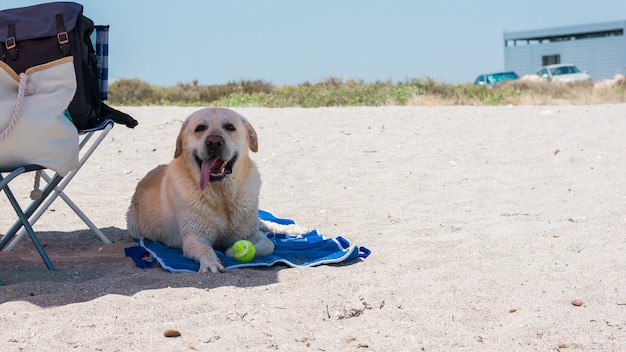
[56,193,112,244]
[4,123,114,250]
[1,121,115,271]
[0,173,63,251]
[41,171,111,243]
[4,170,112,251]
[0,176,55,271]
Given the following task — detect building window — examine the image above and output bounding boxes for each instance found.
[506,28,624,46]
[542,55,560,66]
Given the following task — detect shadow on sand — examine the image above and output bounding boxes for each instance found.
[0,227,284,307]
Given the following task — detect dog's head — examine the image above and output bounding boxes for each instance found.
[174,108,258,191]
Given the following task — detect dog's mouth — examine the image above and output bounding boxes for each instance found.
[196,154,237,190]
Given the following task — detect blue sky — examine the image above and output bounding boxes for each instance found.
[2,0,625,86]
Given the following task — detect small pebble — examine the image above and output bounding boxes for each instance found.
[164,329,181,337]
[571,299,583,306]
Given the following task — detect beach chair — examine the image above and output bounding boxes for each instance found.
[0,24,135,273]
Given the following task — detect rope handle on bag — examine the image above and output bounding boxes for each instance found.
[0,72,27,141]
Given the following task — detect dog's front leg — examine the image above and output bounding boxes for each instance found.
[182,235,224,273]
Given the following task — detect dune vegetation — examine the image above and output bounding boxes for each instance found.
[107,76,626,107]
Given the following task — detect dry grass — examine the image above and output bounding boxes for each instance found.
[495,78,626,105]
[107,77,626,107]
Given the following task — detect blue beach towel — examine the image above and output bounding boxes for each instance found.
[124,210,370,273]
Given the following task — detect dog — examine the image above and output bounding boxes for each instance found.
[127,108,306,273]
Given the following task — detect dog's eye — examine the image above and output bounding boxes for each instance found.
[194,125,207,133]
[224,123,236,131]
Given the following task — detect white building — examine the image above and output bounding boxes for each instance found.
[504,21,626,81]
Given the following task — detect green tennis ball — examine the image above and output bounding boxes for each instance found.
[232,240,256,263]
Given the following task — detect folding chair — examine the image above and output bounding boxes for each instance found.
[0,118,115,261]
[0,24,133,274]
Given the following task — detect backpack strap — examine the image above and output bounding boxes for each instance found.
[55,14,71,56]
[100,103,139,128]
[5,24,18,60]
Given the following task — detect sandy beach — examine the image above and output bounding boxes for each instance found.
[1,104,625,351]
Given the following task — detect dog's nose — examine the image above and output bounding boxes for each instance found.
[205,135,224,151]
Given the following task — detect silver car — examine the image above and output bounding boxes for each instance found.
[536,64,591,82]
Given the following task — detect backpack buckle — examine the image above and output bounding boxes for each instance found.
[5,36,16,50]
[57,32,69,45]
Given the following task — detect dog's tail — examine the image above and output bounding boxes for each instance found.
[260,220,309,235]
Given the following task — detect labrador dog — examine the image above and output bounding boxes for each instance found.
[127,108,306,273]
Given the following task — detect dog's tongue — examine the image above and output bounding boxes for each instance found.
[199,156,225,191]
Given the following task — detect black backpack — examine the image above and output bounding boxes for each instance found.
[0,1,137,130]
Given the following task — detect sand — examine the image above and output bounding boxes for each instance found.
[1,104,625,351]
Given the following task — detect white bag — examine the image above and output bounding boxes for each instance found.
[0,57,79,177]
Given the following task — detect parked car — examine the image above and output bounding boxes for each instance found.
[474,71,519,86]
[536,64,591,82]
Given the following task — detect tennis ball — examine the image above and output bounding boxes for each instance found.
[232,240,256,262]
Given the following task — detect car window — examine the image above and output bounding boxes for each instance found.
[550,66,581,75]
[538,68,548,77]
[476,72,518,85]
[491,74,504,83]
[568,66,581,73]
[500,72,518,80]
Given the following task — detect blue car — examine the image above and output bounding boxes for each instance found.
[474,71,519,86]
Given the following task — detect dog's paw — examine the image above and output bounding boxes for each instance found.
[198,257,224,273]
[224,246,234,257]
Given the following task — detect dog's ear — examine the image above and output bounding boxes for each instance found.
[174,134,183,158]
[243,118,258,152]
[174,118,189,158]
